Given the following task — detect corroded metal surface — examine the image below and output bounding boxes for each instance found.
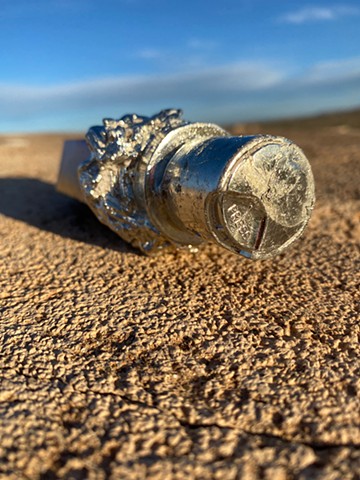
[76,109,315,259]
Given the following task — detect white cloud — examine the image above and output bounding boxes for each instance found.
[0,57,360,131]
[279,5,360,24]
[299,57,360,83]
[0,61,283,110]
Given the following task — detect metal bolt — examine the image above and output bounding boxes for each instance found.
[57,109,315,259]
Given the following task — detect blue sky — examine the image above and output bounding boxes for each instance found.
[1,0,360,132]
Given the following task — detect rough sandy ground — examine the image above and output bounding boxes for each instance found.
[0,113,359,479]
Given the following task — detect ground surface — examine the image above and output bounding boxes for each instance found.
[0,111,359,479]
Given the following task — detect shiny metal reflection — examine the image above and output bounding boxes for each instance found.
[57,109,315,259]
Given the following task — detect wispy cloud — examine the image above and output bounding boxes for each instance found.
[279,5,360,24]
[300,56,360,83]
[0,61,283,110]
[1,57,360,131]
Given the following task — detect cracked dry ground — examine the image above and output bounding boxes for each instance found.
[0,114,359,480]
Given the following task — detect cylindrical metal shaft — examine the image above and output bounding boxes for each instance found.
[145,125,314,259]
